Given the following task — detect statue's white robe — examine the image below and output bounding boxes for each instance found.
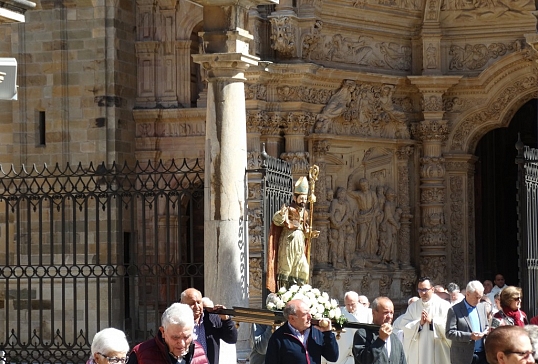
[393,294,452,364]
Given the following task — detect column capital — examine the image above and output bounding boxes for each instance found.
[192,0,277,6]
[407,75,462,94]
[412,119,449,142]
[192,52,259,80]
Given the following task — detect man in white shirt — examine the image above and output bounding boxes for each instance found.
[489,274,507,301]
[393,277,452,364]
[325,291,372,364]
[344,291,373,323]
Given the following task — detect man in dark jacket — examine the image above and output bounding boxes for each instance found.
[446,280,489,364]
[180,288,238,364]
[127,302,208,364]
[265,299,339,364]
[353,296,406,364]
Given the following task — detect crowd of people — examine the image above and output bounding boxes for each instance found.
[86,274,537,364]
[253,274,537,364]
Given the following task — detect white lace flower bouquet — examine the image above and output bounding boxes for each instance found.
[266,284,347,326]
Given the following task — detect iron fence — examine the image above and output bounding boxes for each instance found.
[516,141,538,318]
[0,159,204,363]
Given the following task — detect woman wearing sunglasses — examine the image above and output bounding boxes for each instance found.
[491,286,529,328]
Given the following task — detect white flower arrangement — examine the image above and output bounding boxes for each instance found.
[266,284,347,326]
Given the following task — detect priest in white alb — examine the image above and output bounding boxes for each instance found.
[393,277,452,364]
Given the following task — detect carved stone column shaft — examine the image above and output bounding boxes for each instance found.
[408,76,461,284]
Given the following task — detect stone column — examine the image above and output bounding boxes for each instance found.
[191,0,277,358]
[408,76,461,285]
[444,153,478,285]
[261,112,283,158]
[281,112,315,175]
[395,145,414,267]
[176,41,192,107]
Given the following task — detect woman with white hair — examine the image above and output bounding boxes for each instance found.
[89,328,129,364]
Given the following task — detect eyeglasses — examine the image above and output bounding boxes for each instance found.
[504,350,535,359]
[97,353,129,364]
[512,297,522,301]
[417,288,432,293]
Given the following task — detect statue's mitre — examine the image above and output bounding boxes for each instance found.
[294,176,309,195]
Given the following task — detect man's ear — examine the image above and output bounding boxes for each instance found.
[159,326,165,335]
[496,351,505,364]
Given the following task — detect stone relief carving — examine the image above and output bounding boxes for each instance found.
[324,176,405,269]
[440,0,534,21]
[401,271,417,297]
[247,151,261,169]
[449,43,516,71]
[420,256,446,286]
[270,16,296,57]
[136,121,205,137]
[451,76,538,151]
[301,30,411,71]
[313,81,410,139]
[249,257,263,296]
[426,43,438,69]
[314,80,356,133]
[352,0,420,9]
[379,274,393,296]
[378,188,402,265]
[248,207,263,248]
[361,273,372,296]
[245,83,267,100]
[444,96,472,113]
[449,175,464,285]
[329,187,353,268]
[160,122,205,137]
[302,20,324,61]
[423,95,443,112]
[412,119,449,141]
[276,85,334,104]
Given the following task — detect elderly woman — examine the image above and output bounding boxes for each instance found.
[89,328,129,364]
[491,286,529,328]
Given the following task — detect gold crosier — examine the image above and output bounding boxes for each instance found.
[306,165,320,267]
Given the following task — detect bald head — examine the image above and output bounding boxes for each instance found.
[180,288,203,322]
[485,326,533,364]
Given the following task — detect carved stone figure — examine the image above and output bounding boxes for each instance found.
[348,178,379,257]
[314,80,356,133]
[378,85,410,139]
[377,188,402,265]
[426,43,437,68]
[329,187,351,268]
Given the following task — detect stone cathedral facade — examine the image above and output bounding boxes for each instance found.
[1,0,538,311]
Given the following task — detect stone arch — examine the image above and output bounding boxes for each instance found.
[177,0,203,39]
[447,52,538,154]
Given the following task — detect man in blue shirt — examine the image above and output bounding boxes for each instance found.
[265,299,338,364]
[446,281,489,364]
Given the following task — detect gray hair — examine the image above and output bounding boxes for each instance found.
[447,282,460,293]
[283,300,303,320]
[370,296,390,311]
[344,291,359,301]
[466,280,484,293]
[90,328,129,357]
[524,325,538,361]
[161,303,195,329]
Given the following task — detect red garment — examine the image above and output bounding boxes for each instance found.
[503,308,528,327]
[131,330,208,364]
[531,315,538,325]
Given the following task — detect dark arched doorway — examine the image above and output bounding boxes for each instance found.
[474,99,538,285]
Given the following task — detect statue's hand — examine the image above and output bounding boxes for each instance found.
[309,194,317,203]
[279,204,288,217]
[310,230,320,239]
